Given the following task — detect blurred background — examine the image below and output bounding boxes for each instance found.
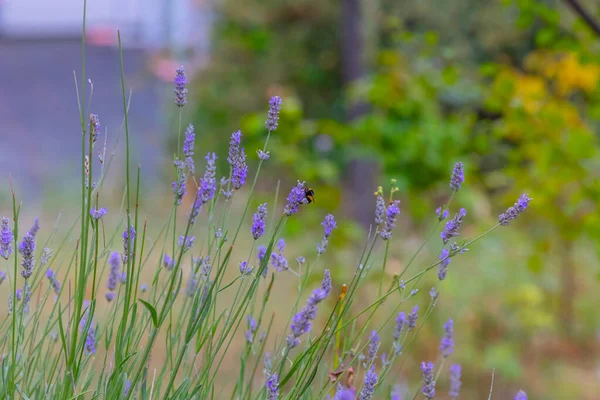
[2,0,600,398]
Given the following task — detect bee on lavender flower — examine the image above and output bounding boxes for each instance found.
[301,187,315,204]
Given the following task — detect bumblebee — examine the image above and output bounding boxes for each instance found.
[301,187,315,204]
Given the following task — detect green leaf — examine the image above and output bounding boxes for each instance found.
[15,384,31,400]
[138,299,158,328]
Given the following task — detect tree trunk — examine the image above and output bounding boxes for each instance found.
[341,0,378,228]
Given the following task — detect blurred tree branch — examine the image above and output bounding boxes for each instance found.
[563,0,600,37]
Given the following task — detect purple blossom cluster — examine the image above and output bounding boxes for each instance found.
[90,207,107,220]
[421,361,436,399]
[284,181,307,216]
[450,162,464,191]
[438,248,450,281]
[90,113,100,146]
[449,364,462,399]
[46,268,61,296]
[359,365,377,400]
[174,66,188,107]
[265,96,282,131]
[380,200,400,240]
[121,226,136,264]
[287,270,332,348]
[19,232,35,280]
[441,208,467,244]
[252,203,268,240]
[270,239,288,271]
[440,318,455,357]
[499,194,531,226]
[266,372,279,400]
[245,315,258,344]
[191,153,217,223]
[1,217,13,260]
[317,214,336,255]
[106,252,120,302]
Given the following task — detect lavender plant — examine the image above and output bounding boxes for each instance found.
[0,3,534,399]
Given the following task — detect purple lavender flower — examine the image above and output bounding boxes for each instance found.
[29,218,40,238]
[421,361,436,399]
[287,270,331,348]
[90,114,100,145]
[121,226,135,263]
[140,283,149,293]
[123,380,131,396]
[178,235,195,252]
[449,364,461,399]
[438,249,450,281]
[440,318,454,357]
[40,247,52,266]
[284,181,306,216]
[391,386,402,400]
[367,330,380,365]
[239,261,253,275]
[441,208,466,244]
[15,288,23,301]
[172,159,187,206]
[407,306,419,329]
[266,372,279,400]
[227,131,242,166]
[257,149,270,160]
[163,254,174,270]
[322,214,337,237]
[450,162,464,192]
[430,287,438,300]
[199,256,211,281]
[90,207,107,220]
[85,324,96,355]
[106,252,120,301]
[232,148,248,190]
[336,389,356,400]
[394,311,406,341]
[436,207,448,221]
[183,124,195,159]
[246,315,258,344]
[296,256,306,265]
[258,246,268,277]
[191,153,217,223]
[265,96,282,131]
[499,194,532,226]
[174,66,188,107]
[252,203,268,240]
[514,390,528,400]
[19,232,35,280]
[375,194,385,225]
[119,272,127,284]
[1,217,14,260]
[186,274,198,298]
[380,200,400,240]
[46,268,61,295]
[359,365,377,400]
[270,239,288,271]
[0,271,6,285]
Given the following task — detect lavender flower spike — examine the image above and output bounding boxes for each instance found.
[239,261,253,276]
[366,330,380,365]
[106,252,120,301]
[29,218,40,238]
[449,364,462,399]
[227,131,242,166]
[266,372,279,400]
[85,324,96,355]
[514,390,528,400]
[441,208,467,244]
[265,96,282,131]
[284,180,307,216]
[232,148,248,190]
[374,193,386,225]
[380,200,400,240]
[174,66,188,107]
[252,203,268,240]
[499,194,532,226]
[178,235,195,251]
[19,232,35,279]
[450,162,464,191]
[421,361,436,399]
[191,153,217,223]
[46,268,61,295]
[121,226,136,264]
[438,249,450,281]
[90,114,100,145]
[436,207,449,221]
[257,149,270,160]
[90,207,107,220]
[359,365,377,400]
[270,239,288,271]
[440,318,454,357]
[286,270,331,348]
[183,124,196,173]
[407,306,419,329]
[1,217,13,260]
[336,389,357,400]
[317,214,337,254]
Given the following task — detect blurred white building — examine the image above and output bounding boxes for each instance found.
[0,0,213,54]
